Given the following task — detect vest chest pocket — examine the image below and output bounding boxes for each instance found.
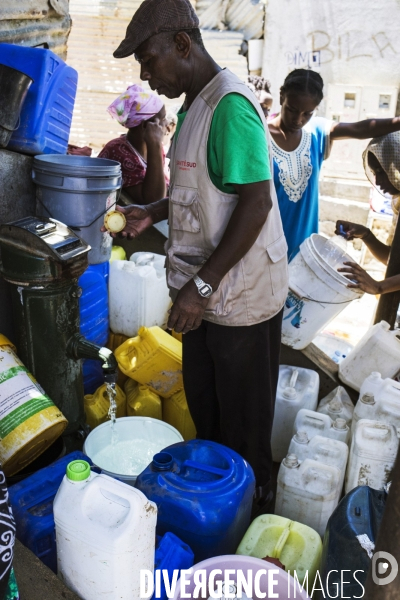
[170,186,200,233]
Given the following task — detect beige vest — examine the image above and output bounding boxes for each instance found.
[166,69,288,326]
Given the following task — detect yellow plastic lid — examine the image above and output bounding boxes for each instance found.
[104,211,127,233]
[0,335,16,350]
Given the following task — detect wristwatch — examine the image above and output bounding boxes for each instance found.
[193,275,213,298]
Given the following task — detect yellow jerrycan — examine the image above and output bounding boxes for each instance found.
[84,383,126,430]
[162,389,196,441]
[115,326,183,398]
[125,379,162,419]
[0,335,68,476]
[236,514,322,586]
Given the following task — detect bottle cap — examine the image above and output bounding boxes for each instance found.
[283,454,300,468]
[361,392,375,405]
[294,431,309,444]
[104,211,126,233]
[66,460,91,482]
[329,398,343,413]
[282,387,297,400]
[333,418,348,431]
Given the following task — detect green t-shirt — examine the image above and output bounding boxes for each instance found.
[175,93,271,194]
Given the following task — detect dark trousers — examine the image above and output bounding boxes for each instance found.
[182,309,283,493]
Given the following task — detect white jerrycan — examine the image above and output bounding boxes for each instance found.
[288,433,348,498]
[271,366,319,462]
[275,454,341,537]
[339,321,400,391]
[345,419,399,494]
[109,253,170,338]
[294,409,350,445]
[352,372,400,434]
[317,386,354,427]
[54,460,157,600]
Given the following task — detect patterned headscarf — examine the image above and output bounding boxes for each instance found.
[107,84,163,129]
[363,131,400,194]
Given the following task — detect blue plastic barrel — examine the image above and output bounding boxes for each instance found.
[320,486,387,597]
[153,533,194,600]
[8,451,92,573]
[79,263,109,394]
[135,440,255,562]
[0,44,77,155]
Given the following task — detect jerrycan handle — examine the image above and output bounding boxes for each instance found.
[181,459,229,477]
[289,369,299,389]
[272,524,291,560]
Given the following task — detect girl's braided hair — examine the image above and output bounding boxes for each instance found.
[281,69,324,103]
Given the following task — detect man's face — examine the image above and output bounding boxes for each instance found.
[135,33,186,99]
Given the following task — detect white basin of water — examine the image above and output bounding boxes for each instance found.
[83,416,183,486]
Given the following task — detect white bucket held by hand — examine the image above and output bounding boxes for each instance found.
[271,366,319,462]
[282,235,363,350]
[339,321,400,391]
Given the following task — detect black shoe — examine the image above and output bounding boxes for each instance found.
[251,490,274,520]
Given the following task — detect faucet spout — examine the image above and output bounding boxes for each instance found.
[67,334,118,382]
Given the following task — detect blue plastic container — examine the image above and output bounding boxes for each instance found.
[0,44,78,155]
[79,263,109,394]
[320,486,387,597]
[8,451,92,573]
[153,533,194,600]
[135,440,255,562]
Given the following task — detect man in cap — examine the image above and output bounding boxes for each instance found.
[112,0,288,514]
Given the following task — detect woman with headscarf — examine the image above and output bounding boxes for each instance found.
[98,84,169,204]
[336,131,400,294]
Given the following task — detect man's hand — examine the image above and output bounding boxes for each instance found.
[101,204,153,239]
[143,118,164,148]
[167,279,210,334]
[335,220,370,241]
[338,261,381,295]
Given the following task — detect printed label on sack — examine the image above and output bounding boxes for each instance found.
[0,366,54,439]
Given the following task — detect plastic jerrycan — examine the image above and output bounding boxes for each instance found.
[109,253,170,338]
[288,433,348,499]
[317,386,354,427]
[275,455,341,537]
[320,486,387,598]
[0,335,67,476]
[8,451,91,573]
[294,409,350,445]
[115,326,183,398]
[162,389,197,441]
[236,514,322,586]
[54,460,157,600]
[271,366,320,462]
[345,419,399,494]
[125,379,162,420]
[352,371,400,434]
[154,533,194,600]
[135,440,255,562]
[339,320,400,391]
[84,383,126,430]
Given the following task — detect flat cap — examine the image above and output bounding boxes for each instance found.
[113,0,199,59]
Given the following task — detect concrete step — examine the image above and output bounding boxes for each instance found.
[320,177,371,202]
[320,194,370,226]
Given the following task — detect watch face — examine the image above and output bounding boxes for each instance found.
[199,284,212,298]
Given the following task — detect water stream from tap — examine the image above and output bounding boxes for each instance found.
[106,382,118,446]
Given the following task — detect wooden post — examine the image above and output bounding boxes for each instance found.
[374,214,400,328]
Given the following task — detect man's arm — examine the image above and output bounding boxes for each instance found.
[167,179,273,334]
[330,116,400,141]
[102,198,169,239]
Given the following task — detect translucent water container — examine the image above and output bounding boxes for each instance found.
[339,320,400,391]
[84,383,126,430]
[275,455,341,537]
[288,433,349,498]
[345,419,399,493]
[135,440,255,562]
[162,389,196,441]
[79,263,109,394]
[115,326,183,398]
[317,386,354,427]
[109,253,170,338]
[294,409,350,445]
[352,371,400,434]
[8,451,91,573]
[54,460,157,600]
[0,44,78,155]
[236,514,322,586]
[125,380,162,420]
[271,366,320,462]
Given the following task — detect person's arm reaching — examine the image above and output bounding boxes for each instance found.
[338,262,400,296]
[335,220,390,264]
[167,179,273,334]
[330,116,400,141]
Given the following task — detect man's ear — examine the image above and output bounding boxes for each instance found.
[173,31,191,58]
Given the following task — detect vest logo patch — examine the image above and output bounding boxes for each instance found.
[176,159,197,171]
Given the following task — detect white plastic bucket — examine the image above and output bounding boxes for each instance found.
[83,416,183,485]
[282,235,363,350]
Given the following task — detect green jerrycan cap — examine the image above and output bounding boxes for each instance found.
[66,460,91,482]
